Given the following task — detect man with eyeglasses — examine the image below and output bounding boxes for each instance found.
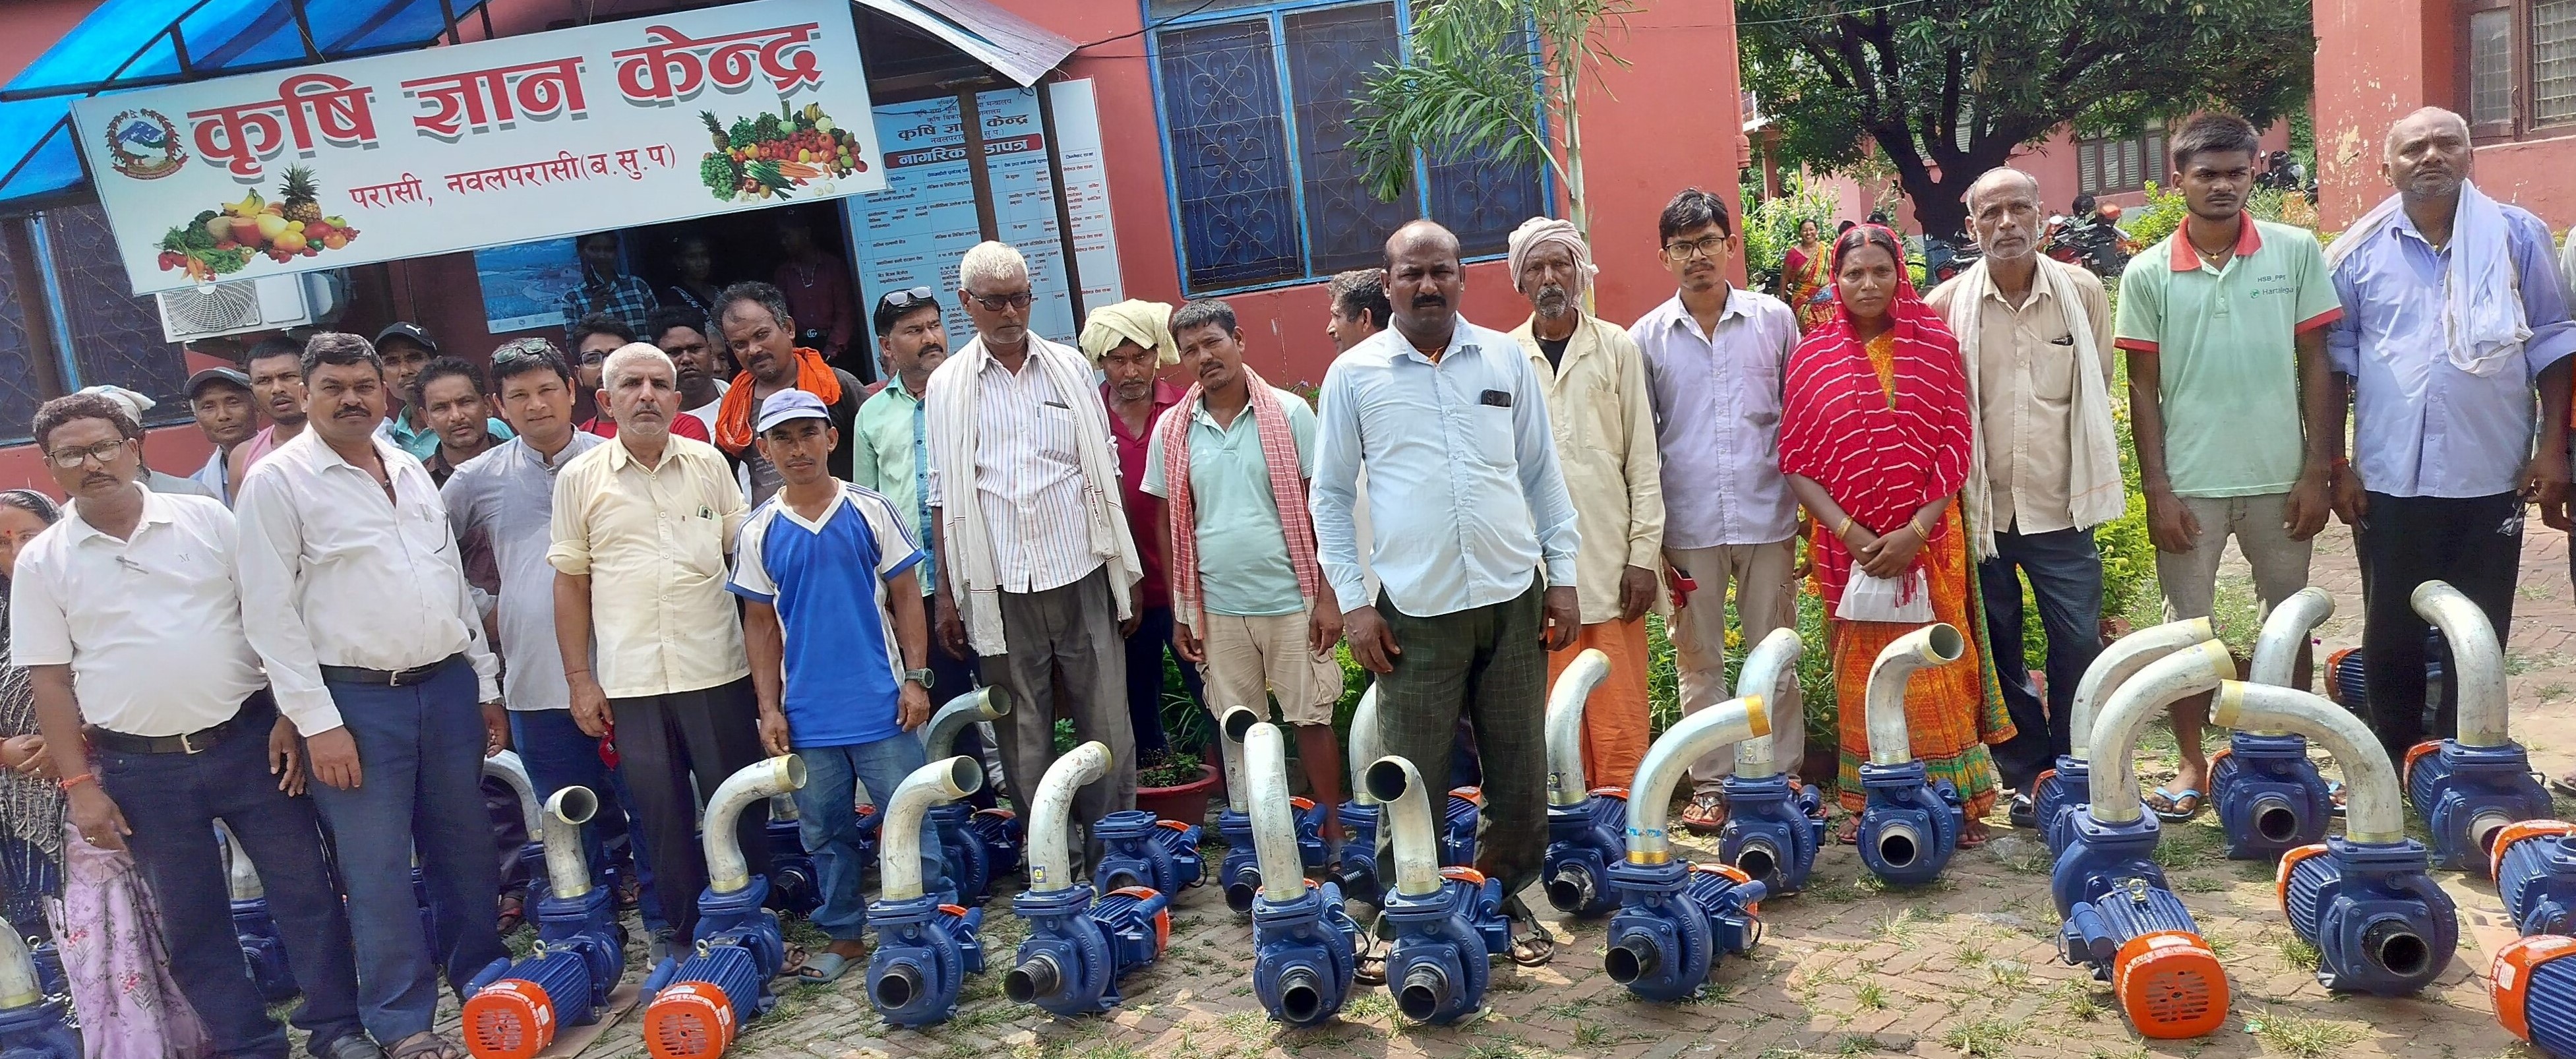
[1627,188,1805,834]
[926,240,1143,841]
[14,391,380,1059]
[709,280,864,506]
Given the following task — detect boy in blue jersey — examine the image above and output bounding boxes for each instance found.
[729,389,944,982]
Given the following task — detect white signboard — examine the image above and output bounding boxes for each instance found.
[71,0,884,296]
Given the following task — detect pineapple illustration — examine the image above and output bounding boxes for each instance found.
[278,166,323,224]
[702,111,731,153]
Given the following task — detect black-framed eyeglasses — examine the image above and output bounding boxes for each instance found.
[1661,235,1731,260]
[965,289,1033,312]
[879,286,939,313]
[45,439,129,469]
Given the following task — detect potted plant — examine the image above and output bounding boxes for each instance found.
[1134,750,1218,828]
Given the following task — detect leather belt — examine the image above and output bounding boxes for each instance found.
[90,694,271,756]
[318,655,457,688]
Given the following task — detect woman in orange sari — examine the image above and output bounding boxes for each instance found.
[1780,218,1836,332]
[1778,224,2012,847]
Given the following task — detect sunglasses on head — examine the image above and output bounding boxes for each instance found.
[879,286,939,313]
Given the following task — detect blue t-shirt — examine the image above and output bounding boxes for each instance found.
[726,484,924,748]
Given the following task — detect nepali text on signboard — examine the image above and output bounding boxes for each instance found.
[71,0,885,296]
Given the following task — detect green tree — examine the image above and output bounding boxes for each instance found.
[1349,0,1638,239]
[1739,0,2314,237]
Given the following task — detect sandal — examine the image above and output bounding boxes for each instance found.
[1834,816,1860,846]
[2326,781,2349,818]
[2006,791,2037,830]
[1678,792,1727,834]
[1960,820,1992,849]
[494,892,526,936]
[1505,902,1555,967]
[387,1032,464,1059]
[1352,910,1387,985]
[794,950,857,983]
[2146,787,2205,823]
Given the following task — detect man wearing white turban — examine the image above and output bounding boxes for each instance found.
[1079,299,1205,762]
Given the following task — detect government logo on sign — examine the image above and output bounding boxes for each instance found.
[104,109,188,180]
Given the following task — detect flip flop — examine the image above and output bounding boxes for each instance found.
[1833,816,1861,846]
[2326,781,2349,818]
[2006,791,2037,830]
[2147,787,2205,823]
[1960,820,1992,849]
[793,951,856,983]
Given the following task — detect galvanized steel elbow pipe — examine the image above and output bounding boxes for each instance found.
[880,756,984,902]
[2413,582,2507,748]
[2250,588,2334,686]
[704,754,808,895]
[2068,617,2215,758]
[1348,684,1385,806]
[1364,756,1443,899]
[1733,628,1805,777]
[2087,640,2240,828]
[1246,723,1310,906]
[1544,649,1612,806]
[1029,742,1110,893]
[921,686,1011,759]
[2211,681,2405,844]
[1625,696,1769,865]
[218,820,262,901]
[1865,624,1965,767]
[483,750,543,839]
[0,916,36,1009]
[539,786,599,900]
[1218,706,1260,814]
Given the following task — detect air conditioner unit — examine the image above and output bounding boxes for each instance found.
[154,272,342,343]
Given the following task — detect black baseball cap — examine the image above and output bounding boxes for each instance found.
[373,321,437,355]
[185,366,253,399]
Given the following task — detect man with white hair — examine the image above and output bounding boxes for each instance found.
[548,341,769,944]
[1506,216,1663,791]
[2322,106,2575,763]
[926,241,1142,845]
[1925,168,2118,818]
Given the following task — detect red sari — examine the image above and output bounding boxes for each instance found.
[1778,227,2012,814]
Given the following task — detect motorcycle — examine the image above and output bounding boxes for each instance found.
[1922,232,1982,285]
[2042,203,2134,280]
[2258,150,2318,205]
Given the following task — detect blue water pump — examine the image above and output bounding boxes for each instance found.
[2037,617,2217,856]
[916,686,1022,903]
[762,795,822,917]
[464,787,628,1059]
[1007,742,1172,1017]
[1541,650,1628,917]
[640,756,804,1058]
[1091,810,1203,895]
[1443,787,1482,869]
[1602,690,1772,1002]
[2496,822,2576,936]
[217,821,299,1003]
[0,917,75,1059]
[865,756,989,1027]
[2492,934,2576,1057]
[1365,756,1510,1025]
[2206,588,2335,861]
[1854,626,1969,886]
[2405,582,2548,873]
[1717,629,1824,895]
[1215,707,1327,913]
[2210,681,2459,996]
[2058,879,2231,1039]
[1243,721,1360,1025]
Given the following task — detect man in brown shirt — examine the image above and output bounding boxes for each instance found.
[1927,167,2122,814]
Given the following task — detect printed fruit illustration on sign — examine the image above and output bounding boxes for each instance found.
[698,102,868,203]
[154,174,361,280]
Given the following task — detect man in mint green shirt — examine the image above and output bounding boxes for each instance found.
[2114,114,2344,822]
[1142,298,1345,841]
[854,289,979,704]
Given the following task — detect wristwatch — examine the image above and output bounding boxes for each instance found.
[904,668,936,689]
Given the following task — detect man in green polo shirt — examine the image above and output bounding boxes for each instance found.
[853,289,987,744]
[2114,113,2343,822]
[1143,298,1346,844]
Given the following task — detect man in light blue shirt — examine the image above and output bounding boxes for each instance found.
[2323,107,2575,762]
[1311,220,1578,963]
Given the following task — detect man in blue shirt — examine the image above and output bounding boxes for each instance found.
[1311,220,1581,964]
[2324,106,2575,761]
[730,389,944,984]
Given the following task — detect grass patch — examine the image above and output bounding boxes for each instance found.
[1939,1016,2024,1056]
[1872,907,1925,942]
[1459,1044,1528,1059]
[2174,872,2230,893]
[1986,959,2031,988]
[1573,1021,1615,1048]
[1342,991,1394,1022]
[1855,981,1888,1010]
[2274,932,2322,971]
[1955,940,1990,967]
[2052,981,2105,1021]
[2244,1008,2368,1058]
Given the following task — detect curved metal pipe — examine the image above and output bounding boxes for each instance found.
[2211,681,2406,844]
[879,756,983,902]
[1028,742,1110,893]
[1245,722,1308,905]
[1865,624,1965,767]
[217,820,262,901]
[2067,617,2215,758]
[1363,756,1442,898]
[1625,695,1769,864]
[0,916,35,1009]
[1544,648,1613,806]
[2413,581,2507,748]
[1734,628,1805,776]
[539,785,599,899]
[483,750,542,839]
[920,686,1011,759]
[1218,706,1261,814]
[704,754,807,895]
[1347,683,1385,806]
[2088,640,2238,828]
[2250,588,2334,686]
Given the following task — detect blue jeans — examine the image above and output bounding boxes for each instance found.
[1977,526,2106,790]
[97,695,365,1058]
[307,658,508,1041]
[1123,605,1203,757]
[509,706,667,932]
[793,736,945,940]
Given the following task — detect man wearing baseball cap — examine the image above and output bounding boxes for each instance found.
[184,366,257,504]
[71,385,217,500]
[728,388,945,982]
[373,322,513,461]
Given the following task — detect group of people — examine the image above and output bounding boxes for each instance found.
[0,104,2568,1057]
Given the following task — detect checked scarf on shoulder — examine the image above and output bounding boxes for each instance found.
[1156,367,1322,632]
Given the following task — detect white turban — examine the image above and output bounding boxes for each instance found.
[1506,216,1597,297]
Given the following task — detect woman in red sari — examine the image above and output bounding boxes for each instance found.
[1778,224,2012,847]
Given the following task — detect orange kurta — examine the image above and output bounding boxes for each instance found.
[1547,617,1655,790]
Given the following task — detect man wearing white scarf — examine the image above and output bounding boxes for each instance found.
[1925,168,2120,810]
[2320,107,2575,763]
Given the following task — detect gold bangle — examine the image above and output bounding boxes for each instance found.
[1911,516,1931,539]
[1837,516,1855,539]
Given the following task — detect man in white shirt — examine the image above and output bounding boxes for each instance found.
[15,392,378,1059]
[235,333,508,1058]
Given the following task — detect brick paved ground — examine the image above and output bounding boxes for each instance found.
[473,520,2571,1059]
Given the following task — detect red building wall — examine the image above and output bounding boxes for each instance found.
[2314,0,2576,230]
